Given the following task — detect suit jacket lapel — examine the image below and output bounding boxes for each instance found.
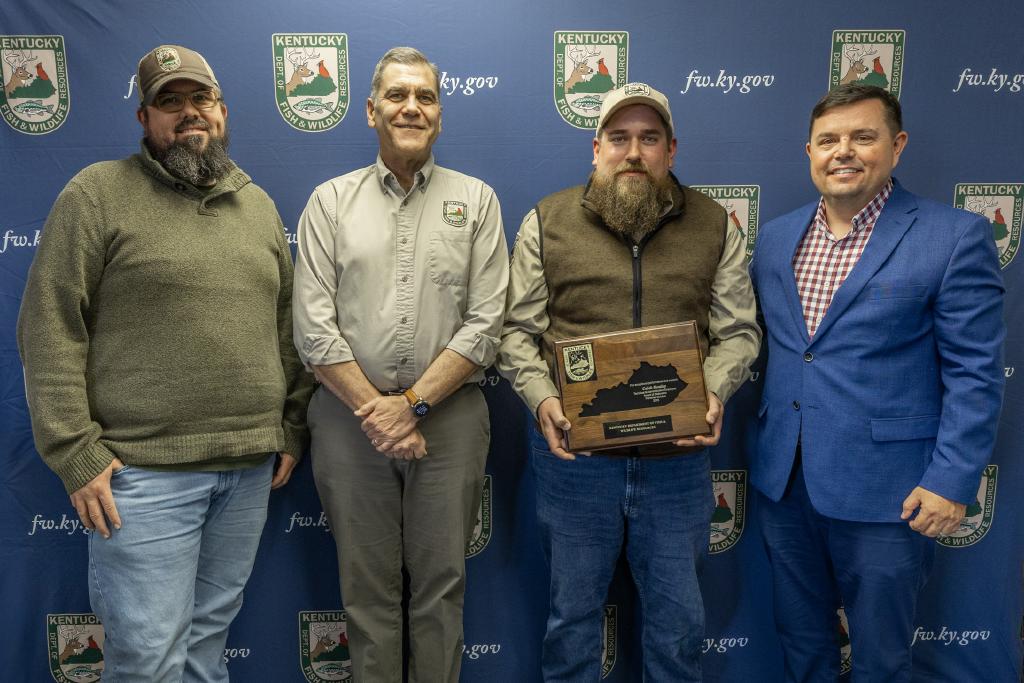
[809,184,918,344]
[781,205,817,345]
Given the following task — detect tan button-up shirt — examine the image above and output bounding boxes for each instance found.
[497,203,760,415]
[293,156,509,390]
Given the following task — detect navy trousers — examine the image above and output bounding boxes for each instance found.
[759,461,935,682]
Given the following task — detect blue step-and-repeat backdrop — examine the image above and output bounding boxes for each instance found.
[2,2,1021,681]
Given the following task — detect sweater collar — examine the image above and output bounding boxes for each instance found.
[134,141,252,204]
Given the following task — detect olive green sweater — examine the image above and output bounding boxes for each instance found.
[17,144,312,493]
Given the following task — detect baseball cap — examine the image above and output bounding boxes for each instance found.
[596,82,674,138]
[137,45,220,106]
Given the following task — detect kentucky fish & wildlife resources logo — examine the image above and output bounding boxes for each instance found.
[563,342,596,383]
[601,604,618,678]
[709,469,747,553]
[443,200,468,227]
[554,31,628,129]
[273,34,349,132]
[1,35,69,134]
[692,185,760,263]
[955,183,1023,269]
[937,465,997,548]
[829,30,905,99]
[466,474,493,558]
[837,606,852,675]
[300,610,352,681]
[47,613,104,683]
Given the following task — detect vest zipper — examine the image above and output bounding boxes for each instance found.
[631,242,642,327]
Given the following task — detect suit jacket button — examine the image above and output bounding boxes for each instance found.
[803,352,813,362]
[792,400,800,410]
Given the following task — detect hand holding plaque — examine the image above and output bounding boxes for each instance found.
[553,322,712,452]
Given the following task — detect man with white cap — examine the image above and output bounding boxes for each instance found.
[18,45,310,680]
[497,82,759,680]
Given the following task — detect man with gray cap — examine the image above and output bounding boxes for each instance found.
[497,82,759,680]
[18,45,310,680]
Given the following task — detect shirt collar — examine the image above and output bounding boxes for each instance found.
[814,178,894,238]
[376,154,435,197]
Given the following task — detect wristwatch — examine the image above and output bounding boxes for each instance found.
[403,388,431,418]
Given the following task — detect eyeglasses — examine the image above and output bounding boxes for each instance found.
[152,89,221,113]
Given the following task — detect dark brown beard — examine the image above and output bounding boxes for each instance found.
[588,162,674,243]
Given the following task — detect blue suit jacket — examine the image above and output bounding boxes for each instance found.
[749,181,1005,522]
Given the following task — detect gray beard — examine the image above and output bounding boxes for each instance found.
[148,130,233,186]
[588,167,674,243]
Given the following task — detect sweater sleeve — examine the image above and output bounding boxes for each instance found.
[16,178,118,494]
[273,213,314,461]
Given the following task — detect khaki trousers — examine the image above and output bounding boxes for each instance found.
[309,383,489,683]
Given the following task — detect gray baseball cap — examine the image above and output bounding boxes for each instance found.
[596,82,674,138]
[137,45,220,105]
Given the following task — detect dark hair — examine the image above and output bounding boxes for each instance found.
[809,84,902,138]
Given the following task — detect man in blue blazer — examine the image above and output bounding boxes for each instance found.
[749,84,1004,681]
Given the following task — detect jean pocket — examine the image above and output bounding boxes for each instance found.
[111,464,132,477]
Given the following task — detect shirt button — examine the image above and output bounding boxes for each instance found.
[400,358,408,365]
[401,237,408,244]
[792,401,800,411]
[803,352,813,362]
[401,275,408,282]
[401,316,408,324]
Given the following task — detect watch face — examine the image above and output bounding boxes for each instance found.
[413,402,430,417]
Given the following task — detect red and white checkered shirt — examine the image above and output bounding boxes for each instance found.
[792,179,893,337]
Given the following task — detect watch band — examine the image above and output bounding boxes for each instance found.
[403,388,431,418]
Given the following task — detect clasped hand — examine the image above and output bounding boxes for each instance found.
[355,395,426,460]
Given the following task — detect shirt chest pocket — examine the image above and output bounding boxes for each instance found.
[429,231,471,287]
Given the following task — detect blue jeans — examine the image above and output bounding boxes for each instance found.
[88,457,273,683]
[531,430,714,682]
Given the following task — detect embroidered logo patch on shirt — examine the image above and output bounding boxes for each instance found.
[443,200,468,227]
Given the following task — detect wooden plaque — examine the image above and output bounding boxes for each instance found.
[553,322,711,452]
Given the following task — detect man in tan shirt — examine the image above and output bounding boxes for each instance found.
[292,47,508,682]
[497,83,759,681]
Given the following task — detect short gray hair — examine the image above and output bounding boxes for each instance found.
[369,47,440,101]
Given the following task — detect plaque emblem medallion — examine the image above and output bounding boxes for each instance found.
[562,343,597,383]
